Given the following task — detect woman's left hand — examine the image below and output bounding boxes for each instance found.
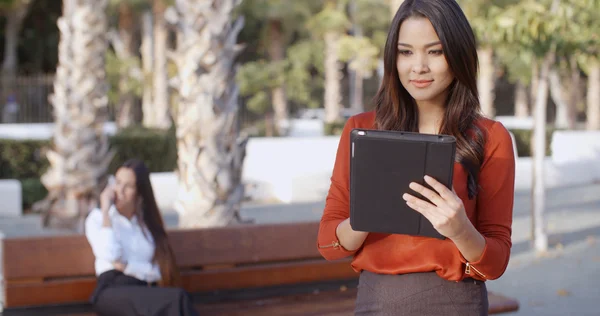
[402,175,469,239]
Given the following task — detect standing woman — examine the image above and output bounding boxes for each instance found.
[85,159,198,316]
[317,0,515,315]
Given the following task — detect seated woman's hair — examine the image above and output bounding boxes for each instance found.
[120,159,181,286]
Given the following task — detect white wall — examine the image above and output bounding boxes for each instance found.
[242,136,339,203]
[0,180,21,217]
[0,122,117,140]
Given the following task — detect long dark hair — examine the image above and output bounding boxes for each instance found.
[374,0,485,198]
[120,159,181,287]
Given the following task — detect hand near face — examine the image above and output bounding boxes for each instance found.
[402,175,469,239]
[100,184,115,212]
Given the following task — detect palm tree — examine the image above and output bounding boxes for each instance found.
[0,0,34,103]
[150,0,171,130]
[35,0,113,231]
[107,0,147,129]
[171,0,248,228]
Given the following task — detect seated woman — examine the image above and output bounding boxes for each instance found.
[85,159,198,316]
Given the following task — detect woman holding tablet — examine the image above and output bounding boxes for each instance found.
[317,0,515,315]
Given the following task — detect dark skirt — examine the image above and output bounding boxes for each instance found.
[91,270,199,316]
[355,271,489,316]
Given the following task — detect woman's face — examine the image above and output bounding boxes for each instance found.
[114,167,138,214]
[396,16,454,106]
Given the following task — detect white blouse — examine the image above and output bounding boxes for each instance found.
[84,206,161,283]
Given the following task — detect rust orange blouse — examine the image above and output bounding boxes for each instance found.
[317,111,515,282]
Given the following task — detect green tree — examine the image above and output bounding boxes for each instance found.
[240,0,321,134]
[346,0,389,112]
[106,0,147,129]
[236,0,321,135]
[458,0,521,118]
[496,0,580,253]
[574,0,600,130]
[306,0,350,125]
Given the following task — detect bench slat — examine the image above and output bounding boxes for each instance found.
[184,259,357,293]
[3,222,322,279]
[171,222,321,267]
[3,235,94,279]
[4,259,356,308]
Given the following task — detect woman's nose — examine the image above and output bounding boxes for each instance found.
[411,54,429,73]
[411,62,429,74]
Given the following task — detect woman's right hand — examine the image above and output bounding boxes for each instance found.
[100,184,115,213]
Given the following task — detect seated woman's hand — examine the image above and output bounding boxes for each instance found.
[112,261,126,272]
[402,175,470,239]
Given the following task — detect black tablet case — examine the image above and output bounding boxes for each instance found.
[349,129,456,239]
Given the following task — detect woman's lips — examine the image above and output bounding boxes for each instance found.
[411,80,433,88]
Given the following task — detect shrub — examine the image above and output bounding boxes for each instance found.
[0,126,178,211]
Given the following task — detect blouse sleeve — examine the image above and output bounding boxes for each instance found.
[462,121,516,280]
[317,116,360,260]
[84,208,122,262]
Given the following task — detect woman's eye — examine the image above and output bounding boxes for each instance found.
[429,50,444,55]
[398,50,412,56]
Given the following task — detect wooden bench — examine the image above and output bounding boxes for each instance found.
[2,222,519,315]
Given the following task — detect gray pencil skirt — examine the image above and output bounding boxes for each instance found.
[355,270,488,316]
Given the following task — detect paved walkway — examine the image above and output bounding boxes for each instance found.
[1,184,599,315]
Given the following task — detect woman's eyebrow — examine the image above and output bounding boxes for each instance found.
[397,41,442,48]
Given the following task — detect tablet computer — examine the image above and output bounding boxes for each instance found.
[349,128,456,239]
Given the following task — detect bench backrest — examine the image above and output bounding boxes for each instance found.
[3,221,325,280]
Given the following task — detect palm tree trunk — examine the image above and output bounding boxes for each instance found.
[152,0,171,130]
[349,0,364,113]
[324,31,343,124]
[35,0,113,231]
[586,59,600,130]
[531,50,554,254]
[141,10,155,127]
[1,0,33,103]
[477,47,495,118]
[514,80,529,118]
[267,19,288,136]
[172,0,248,228]
[115,2,136,129]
